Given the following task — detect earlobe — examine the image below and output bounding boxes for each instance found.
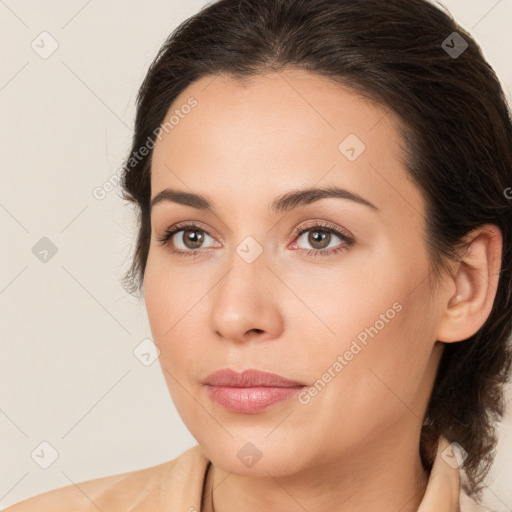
[436,224,502,343]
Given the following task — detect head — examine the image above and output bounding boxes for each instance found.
[120,0,512,500]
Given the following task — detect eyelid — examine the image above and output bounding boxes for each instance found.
[160,220,223,242]
[290,219,354,241]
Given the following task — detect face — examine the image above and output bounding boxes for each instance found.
[144,69,444,477]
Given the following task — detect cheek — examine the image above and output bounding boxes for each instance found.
[143,253,208,374]
[312,273,436,425]
[282,260,400,359]
[143,255,169,339]
[303,246,435,385]
[144,249,194,336]
[144,254,182,363]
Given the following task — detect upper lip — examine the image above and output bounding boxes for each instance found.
[202,368,305,387]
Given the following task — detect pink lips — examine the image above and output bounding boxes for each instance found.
[203,369,305,414]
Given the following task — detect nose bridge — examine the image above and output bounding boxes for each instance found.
[216,235,270,306]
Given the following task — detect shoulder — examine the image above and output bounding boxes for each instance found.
[4,445,208,512]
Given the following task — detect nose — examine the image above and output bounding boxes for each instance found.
[209,248,284,344]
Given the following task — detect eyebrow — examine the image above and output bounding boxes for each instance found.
[150,185,379,214]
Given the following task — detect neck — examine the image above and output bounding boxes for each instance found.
[202,424,430,512]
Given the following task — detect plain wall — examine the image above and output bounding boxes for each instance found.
[1,0,511,510]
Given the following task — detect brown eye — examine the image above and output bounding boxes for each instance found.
[156,223,217,255]
[292,221,354,257]
[307,230,331,250]
[181,228,205,249]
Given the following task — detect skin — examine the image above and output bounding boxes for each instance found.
[144,69,502,512]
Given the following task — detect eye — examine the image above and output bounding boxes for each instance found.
[156,222,219,257]
[291,220,354,257]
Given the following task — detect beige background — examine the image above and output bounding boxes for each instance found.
[1,0,511,510]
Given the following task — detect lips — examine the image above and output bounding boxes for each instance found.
[202,368,306,414]
[203,368,305,387]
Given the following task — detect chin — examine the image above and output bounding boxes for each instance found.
[193,427,315,477]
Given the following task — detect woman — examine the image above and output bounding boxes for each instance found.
[7,0,511,510]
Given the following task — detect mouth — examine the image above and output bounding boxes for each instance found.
[202,368,306,414]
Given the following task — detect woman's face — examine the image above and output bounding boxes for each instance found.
[144,69,446,476]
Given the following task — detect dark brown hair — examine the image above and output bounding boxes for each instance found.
[120,0,512,500]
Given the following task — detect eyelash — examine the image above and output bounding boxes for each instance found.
[156,220,354,259]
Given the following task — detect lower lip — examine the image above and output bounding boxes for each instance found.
[205,385,304,413]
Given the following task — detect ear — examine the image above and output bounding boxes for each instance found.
[436,224,503,343]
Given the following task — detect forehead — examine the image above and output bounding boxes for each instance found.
[150,69,424,222]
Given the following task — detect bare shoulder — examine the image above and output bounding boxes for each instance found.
[4,459,175,512]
